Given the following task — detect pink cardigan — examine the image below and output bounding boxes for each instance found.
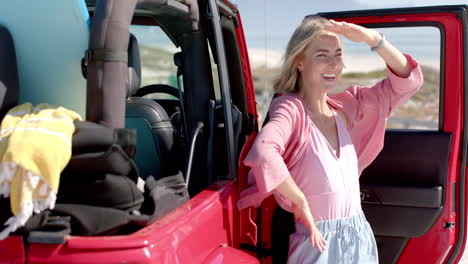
[238,55,423,211]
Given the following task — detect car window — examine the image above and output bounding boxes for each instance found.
[129,25,182,99]
[253,26,440,130]
[336,26,440,130]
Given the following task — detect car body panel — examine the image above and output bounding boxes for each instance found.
[26,181,239,263]
[202,245,260,264]
[0,236,25,264]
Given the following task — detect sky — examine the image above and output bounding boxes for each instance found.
[231,0,467,50]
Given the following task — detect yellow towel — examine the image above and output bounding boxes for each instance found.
[0,103,82,239]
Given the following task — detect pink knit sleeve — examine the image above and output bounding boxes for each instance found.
[331,54,424,174]
[243,96,297,194]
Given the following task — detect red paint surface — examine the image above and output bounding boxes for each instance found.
[231,5,258,120]
[0,236,25,264]
[231,8,262,250]
[20,181,240,264]
[0,2,260,263]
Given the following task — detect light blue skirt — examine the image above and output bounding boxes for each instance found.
[288,211,378,264]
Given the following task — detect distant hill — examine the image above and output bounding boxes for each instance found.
[251,63,440,128]
[138,45,439,130]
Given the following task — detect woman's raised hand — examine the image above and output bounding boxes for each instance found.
[324,20,381,48]
[292,200,327,252]
[324,19,413,77]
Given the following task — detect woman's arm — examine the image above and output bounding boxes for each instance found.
[275,175,307,208]
[365,30,413,77]
[275,176,326,252]
[324,20,413,77]
[242,97,326,251]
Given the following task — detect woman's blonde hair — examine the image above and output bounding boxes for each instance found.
[273,16,329,94]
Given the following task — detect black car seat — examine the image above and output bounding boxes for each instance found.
[125,34,180,180]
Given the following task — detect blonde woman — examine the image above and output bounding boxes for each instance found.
[238,16,423,263]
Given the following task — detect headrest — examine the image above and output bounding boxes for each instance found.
[127,33,141,98]
[0,26,19,119]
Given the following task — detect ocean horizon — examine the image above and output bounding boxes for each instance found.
[247,25,440,73]
[247,47,439,73]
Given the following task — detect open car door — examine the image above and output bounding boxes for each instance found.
[250,5,468,264]
[320,5,468,264]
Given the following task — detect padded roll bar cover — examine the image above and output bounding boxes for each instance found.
[139,0,199,30]
[86,0,199,128]
[86,0,137,128]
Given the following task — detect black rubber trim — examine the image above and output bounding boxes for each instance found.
[453,181,457,214]
[208,0,236,180]
[0,26,19,119]
[375,236,409,264]
[206,100,215,184]
[239,243,272,259]
[220,16,249,136]
[447,6,468,264]
[316,5,468,19]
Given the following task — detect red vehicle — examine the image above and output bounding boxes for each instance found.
[0,0,467,263]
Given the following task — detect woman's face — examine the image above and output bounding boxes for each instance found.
[297,30,344,93]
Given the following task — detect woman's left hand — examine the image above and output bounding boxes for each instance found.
[324,20,381,47]
[324,19,413,77]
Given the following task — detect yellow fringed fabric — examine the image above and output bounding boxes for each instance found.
[0,103,82,239]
